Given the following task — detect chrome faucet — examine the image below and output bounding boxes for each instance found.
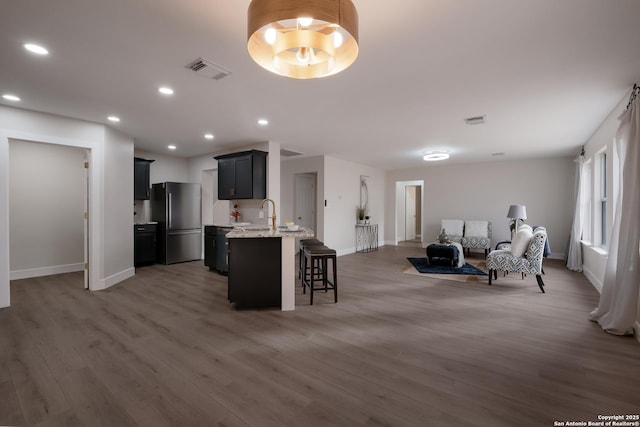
[260,198,277,231]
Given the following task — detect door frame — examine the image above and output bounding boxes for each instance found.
[394,180,424,246]
[1,130,102,307]
[293,172,317,244]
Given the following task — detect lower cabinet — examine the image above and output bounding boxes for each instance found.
[204,226,232,274]
[228,237,281,309]
[134,224,157,267]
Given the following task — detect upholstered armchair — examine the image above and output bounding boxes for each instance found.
[485,226,547,293]
[460,220,492,256]
[440,219,492,256]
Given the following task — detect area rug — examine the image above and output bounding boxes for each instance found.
[402,257,488,283]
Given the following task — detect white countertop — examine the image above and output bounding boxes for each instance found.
[226,226,314,239]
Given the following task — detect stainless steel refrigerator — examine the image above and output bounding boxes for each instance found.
[151,182,202,264]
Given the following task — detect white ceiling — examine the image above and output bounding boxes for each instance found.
[1,0,639,170]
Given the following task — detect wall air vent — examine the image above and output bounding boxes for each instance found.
[186,57,232,80]
[280,148,303,157]
[464,115,486,125]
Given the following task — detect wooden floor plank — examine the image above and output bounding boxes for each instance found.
[2,247,639,427]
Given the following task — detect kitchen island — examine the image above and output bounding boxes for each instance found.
[225,226,313,311]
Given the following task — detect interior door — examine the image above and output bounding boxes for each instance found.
[294,173,316,230]
[405,186,416,241]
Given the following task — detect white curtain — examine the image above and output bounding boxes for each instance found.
[566,153,584,271]
[590,93,640,335]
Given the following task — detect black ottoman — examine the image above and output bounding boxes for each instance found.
[426,244,459,268]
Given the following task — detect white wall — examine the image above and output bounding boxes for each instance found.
[281,155,325,241]
[323,156,386,255]
[9,140,85,278]
[0,105,135,307]
[386,157,575,258]
[103,127,135,285]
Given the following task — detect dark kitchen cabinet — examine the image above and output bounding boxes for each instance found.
[134,224,157,266]
[134,157,154,200]
[215,227,231,274]
[204,226,231,274]
[204,226,217,270]
[228,237,281,309]
[214,150,267,200]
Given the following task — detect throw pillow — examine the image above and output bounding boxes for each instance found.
[511,226,533,258]
[464,220,488,237]
[441,219,464,236]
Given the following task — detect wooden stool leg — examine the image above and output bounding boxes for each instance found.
[332,256,338,303]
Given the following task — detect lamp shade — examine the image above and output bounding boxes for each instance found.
[247,0,359,79]
[507,204,527,220]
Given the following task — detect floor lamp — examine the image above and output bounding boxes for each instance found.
[507,204,527,239]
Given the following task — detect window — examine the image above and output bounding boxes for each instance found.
[598,151,607,248]
[581,159,592,244]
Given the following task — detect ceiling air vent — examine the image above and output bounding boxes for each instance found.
[186,57,231,80]
[464,115,486,125]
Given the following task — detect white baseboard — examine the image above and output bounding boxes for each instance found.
[549,252,564,260]
[10,263,84,280]
[337,247,355,257]
[583,265,603,293]
[95,267,135,290]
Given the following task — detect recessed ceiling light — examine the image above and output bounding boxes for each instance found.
[158,86,174,95]
[2,94,21,102]
[258,119,269,125]
[23,43,49,55]
[491,152,505,156]
[168,145,177,150]
[204,133,214,140]
[107,116,120,122]
[423,151,450,161]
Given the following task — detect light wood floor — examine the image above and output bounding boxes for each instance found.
[2,246,639,427]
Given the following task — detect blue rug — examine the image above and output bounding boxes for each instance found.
[407,257,488,276]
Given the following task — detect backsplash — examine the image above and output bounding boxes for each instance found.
[134,200,149,224]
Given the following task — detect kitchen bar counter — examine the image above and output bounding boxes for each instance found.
[226,226,313,311]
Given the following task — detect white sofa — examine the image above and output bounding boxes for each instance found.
[440,219,492,256]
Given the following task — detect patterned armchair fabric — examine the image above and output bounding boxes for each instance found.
[460,221,492,255]
[485,227,547,293]
[441,220,492,256]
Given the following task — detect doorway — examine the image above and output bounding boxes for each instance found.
[294,173,317,245]
[404,185,422,242]
[395,180,424,246]
[8,139,89,288]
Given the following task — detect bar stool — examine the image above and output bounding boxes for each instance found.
[298,239,324,279]
[302,246,337,305]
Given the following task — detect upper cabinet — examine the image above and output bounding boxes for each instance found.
[134,157,155,200]
[214,150,267,200]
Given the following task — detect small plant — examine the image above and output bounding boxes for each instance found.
[356,206,366,221]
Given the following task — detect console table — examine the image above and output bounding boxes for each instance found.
[355,224,378,253]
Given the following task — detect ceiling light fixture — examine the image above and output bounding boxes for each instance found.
[168,145,177,150]
[23,43,49,55]
[158,87,174,95]
[2,94,21,102]
[247,0,359,79]
[423,151,450,161]
[258,118,269,125]
[107,116,120,122]
[204,133,214,140]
